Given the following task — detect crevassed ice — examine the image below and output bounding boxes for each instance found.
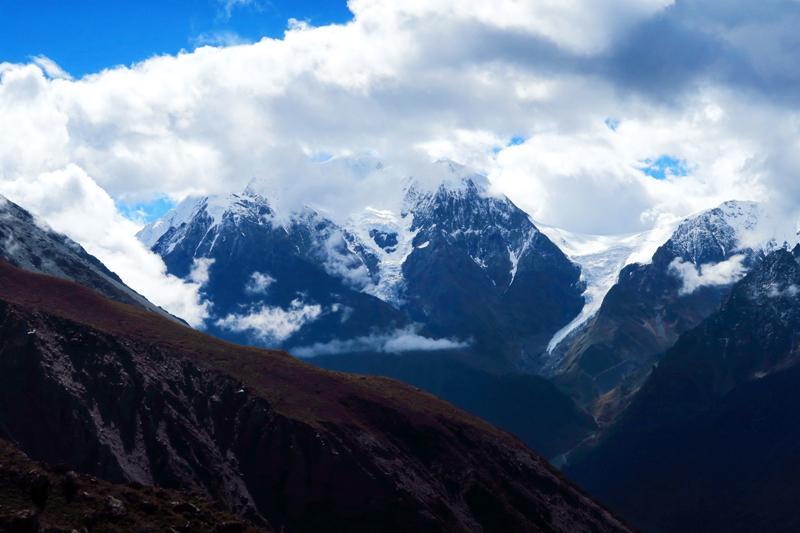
[345,207,419,306]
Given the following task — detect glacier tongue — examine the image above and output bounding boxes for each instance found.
[540,199,800,356]
[538,220,684,354]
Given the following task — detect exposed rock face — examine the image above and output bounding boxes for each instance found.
[400,167,584,367]
[0,259,631,533]
[0,437,268,532]
[548,201,784,405]
[0,194,183,324]
[565,245,800,532]
[138,158,584,370]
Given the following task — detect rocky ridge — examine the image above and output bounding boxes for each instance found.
[0,258,632,533]
[565,244,800,532]
[0,195,183,325]
[542,200,800,406]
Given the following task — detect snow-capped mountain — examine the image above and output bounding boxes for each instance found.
[137,157,584,369]
[541,200,800,405]
[0,194,182,323]
[566,244,800,532]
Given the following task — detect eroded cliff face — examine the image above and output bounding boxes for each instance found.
[0,260,631,533]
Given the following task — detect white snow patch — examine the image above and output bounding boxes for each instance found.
[345,206,420,306]
[418,241,430,249]
[136,196,204,248]
[539,218,683,354]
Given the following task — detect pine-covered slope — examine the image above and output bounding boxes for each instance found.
[565,245,800,532]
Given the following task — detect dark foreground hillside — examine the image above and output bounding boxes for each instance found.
[0,437,268,532]
[0,259,631,533]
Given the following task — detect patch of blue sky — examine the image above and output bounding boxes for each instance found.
[310,152,334,162]
[605,119,620,131]
[1,0,353,78]
[493,136,526,154]
[117,196,177,224]
[641,155,690,180]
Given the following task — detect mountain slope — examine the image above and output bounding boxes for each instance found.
[0,258,631,533]
[137,157,584,370]
[0,437,268,532]
[565,245,800,532]
[0,194,183,324]
[544,201,798,405]
[311,351,598,460]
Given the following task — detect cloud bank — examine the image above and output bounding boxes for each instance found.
[3,0,800,321]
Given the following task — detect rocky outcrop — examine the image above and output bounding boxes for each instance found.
[0,259,631,533]
[0,194,183,324]
[550,201,776,405]
[565,245,800,532]
[0,437,268,532]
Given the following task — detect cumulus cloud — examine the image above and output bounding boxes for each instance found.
[291,325,471,357]
[669,255,748,295]
[3,0,800,324]
[215,298,322,342]
[245,272,276,294]
[0,164,211,326]
[188,257,215,285]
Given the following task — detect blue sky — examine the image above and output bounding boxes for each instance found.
[1,0,353,78]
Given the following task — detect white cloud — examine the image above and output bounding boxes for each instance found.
[2,0,800,322]
[215,298,322,342]
[245,272,276,294]
[768,283,800,298]
[189,257,215,285]
[669,255,748,295]
[0,164,211,327]
[31,56,73,80]
[192,32,252,48]
[291,325,470,357]
[217,0,267,19]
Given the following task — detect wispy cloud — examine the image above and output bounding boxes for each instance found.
[215,298,322,342]
[669,255,748,295]
[245,272,276,294]
[191,31,252,48]
[291,326,470,357]
[216,0,269,20]
[31,56,72,80]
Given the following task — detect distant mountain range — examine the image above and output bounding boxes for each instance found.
[138,158,800,413]
[6,152,800,531]
[0,193,631,533]
[138,158,584,370]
